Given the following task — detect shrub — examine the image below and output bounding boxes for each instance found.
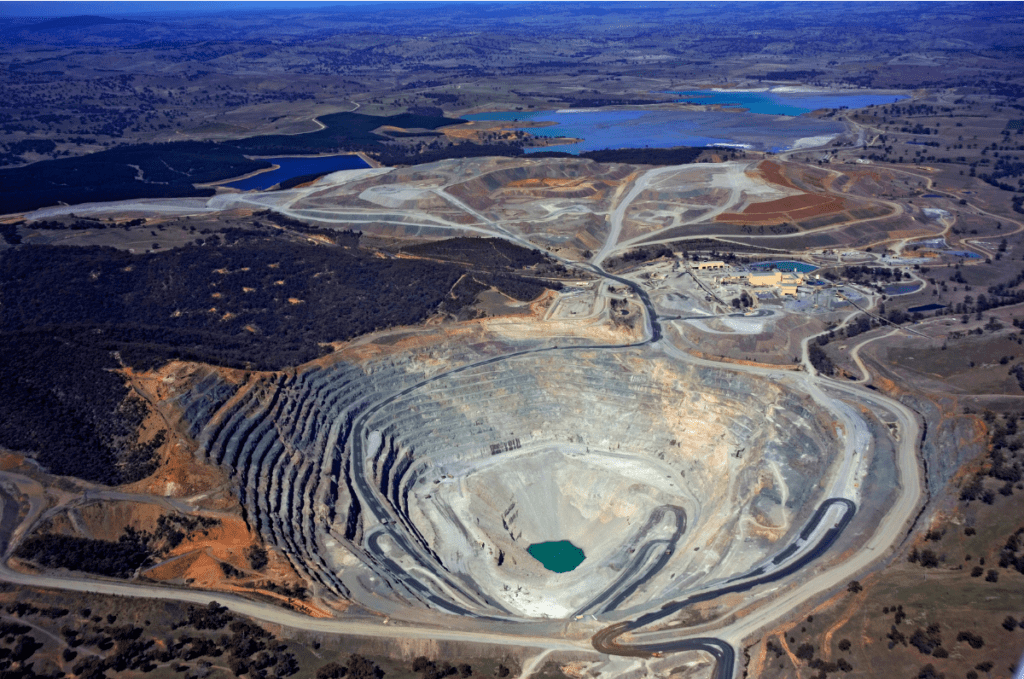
[316,662,347,679]
[919,549,940,568]
[957,631,985,649]
[246,545,269,571]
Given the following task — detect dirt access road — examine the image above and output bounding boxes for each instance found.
[0,530,586,656]
[592,162,745,267]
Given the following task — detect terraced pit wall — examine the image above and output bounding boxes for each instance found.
[173,340,845,619]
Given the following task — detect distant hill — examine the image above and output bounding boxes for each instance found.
[27,15,149,31]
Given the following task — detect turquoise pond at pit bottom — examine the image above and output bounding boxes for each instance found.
[527,541,586,573]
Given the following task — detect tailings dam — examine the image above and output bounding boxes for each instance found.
[175,334,856,623]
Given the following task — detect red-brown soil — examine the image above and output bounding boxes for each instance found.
[716,160,847,226]
[758,159,799,190]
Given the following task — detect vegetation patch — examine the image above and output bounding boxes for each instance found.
[401,237,552,270]
[15,529,153,578]
[0,332,159,484]
[0,240,559,371]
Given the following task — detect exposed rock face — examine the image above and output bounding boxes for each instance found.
[179,342,842,620]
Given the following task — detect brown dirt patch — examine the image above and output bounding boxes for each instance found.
[757,160,799,190]
[0,451,29,472]
[714,211,787,226]
[887,228,934,240]
[126,434,233,502]
[144,548,208,582]
[120,362,243,502]
[143,512,319,610]
[507,177,590,189]
[183,552,224,586]
[847,168,885,181]
[748,640,770,678]
[446,120,582,148]
[39,513,76,537]
[183,515,253,561]
[746,515,786,542]
[77,501,166,541]
[787,198,847,218]
[715,174,847,226]
[500,176,611,200]
[444,125,514,143]
[685,349,801,371]
[745,193,841,215]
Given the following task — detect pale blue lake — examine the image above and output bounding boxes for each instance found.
[467,90,907,154]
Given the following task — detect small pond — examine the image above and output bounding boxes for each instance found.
[908,303,947,314]
[749,261,819,273]
[527,541,585,573]
[223,154,369,191]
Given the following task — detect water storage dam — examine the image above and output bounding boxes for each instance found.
[176,337,851,622]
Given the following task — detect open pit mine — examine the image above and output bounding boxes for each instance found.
[0,153,925,678]
[0,143,936,679]
[168,322,882,629]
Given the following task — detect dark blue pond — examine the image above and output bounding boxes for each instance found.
[885,283,923,295]
[224,155,370,191]
[908,303,947,313]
